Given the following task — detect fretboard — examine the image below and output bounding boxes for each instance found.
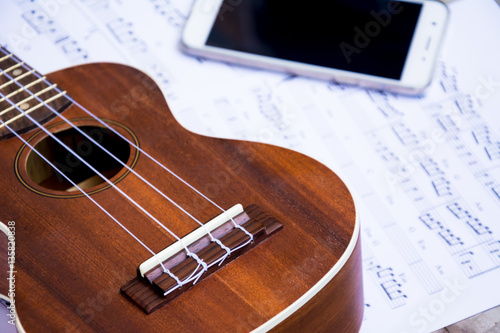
[0,46,72,141]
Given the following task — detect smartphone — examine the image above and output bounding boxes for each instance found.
[182,0,449,94]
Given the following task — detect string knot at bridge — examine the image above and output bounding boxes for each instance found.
[121,204,283,314]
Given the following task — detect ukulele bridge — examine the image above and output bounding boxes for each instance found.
[121,204,283,314]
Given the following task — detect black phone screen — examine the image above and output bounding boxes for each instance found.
[206,0,422,80]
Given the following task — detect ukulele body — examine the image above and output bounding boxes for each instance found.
[0,63,363,332]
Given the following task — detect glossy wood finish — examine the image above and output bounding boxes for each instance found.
[272,238,363,333]
[0,55,72,141]
[122,205,283,314]
[0,63,362,332]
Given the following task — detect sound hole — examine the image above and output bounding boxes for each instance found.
[25,126,130,192]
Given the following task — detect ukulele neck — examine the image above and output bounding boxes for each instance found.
[0,47,72,141]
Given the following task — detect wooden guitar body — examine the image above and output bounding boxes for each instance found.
[0,63,363,332]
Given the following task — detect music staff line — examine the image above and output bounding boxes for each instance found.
[150,0,187,30]
[392,130,499,276]
[15,0,89,62]
[362,246,408,309]
[76,0,178,96]
[300,92,443,296]
[424,63,500,206]
[340,84,500,279]
[281,82,443,299]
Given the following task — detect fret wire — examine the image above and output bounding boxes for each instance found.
[0,82,191,251]
[0,69,36,90]
[0,61,25,76]
[3,52,255,246]
[0,48,192,279]
[0,76,47,103]
[0,47,258,291]
[0,105,188,295]
[0,56,192,245]
[0,49,256,285]
[0,83,57,117]
[0,90,67,129]
[0,53,13,63]
[2,72,242,254]
[0,47,170,276]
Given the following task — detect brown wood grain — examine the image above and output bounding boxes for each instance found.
[0,54,72,141]
[0,63,362,332]
[122,205,284,314]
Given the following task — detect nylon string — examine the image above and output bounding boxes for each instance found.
[0,54,239,265]
[0,48,255,291]
[1,47,254,250]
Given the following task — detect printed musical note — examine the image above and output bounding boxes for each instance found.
[417,158,455,198]
[466,218,492,236]
[106,18,147,53]
[478,172,496,187]
[438,62,458,93]
[20,5,88,62]
[254,86,282,124]
[458,148,479,167]
[377,267,395,279]
[363,245,409,309]
[21,9,59,35]
[366,90,403,118]
[419,213,442,230]
[454,94,475,116]
[366,261,382,273]
[3,1,500,332]
[427,83,500,207]
[471,125,500,161]
[493,185,500,200]
[484,143,500,161]
[419,211,465,254]
[456,251,481,277]
[447,202,494,243]
[150,62,175,89]
[368,263,408,308]
[392,122,419,146]
[472,126,491,145]
[437,114,460,133]
[381,279,407,302]
[451,132,500,205]
[447,202,472,219]
[380,148,400,164]
[431,177,453,197]
[59,39,89,62]
[438,229,464,247]
[150,0,187,29]
[372,139,400,166]
[420,158,444,177]
[404,185,425,202]
[487,241,500,265]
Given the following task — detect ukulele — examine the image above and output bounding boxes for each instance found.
[0,47,363,332]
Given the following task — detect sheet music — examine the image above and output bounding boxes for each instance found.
[1,0,499,332]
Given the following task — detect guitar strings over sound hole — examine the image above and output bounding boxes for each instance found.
[25,125,131,192]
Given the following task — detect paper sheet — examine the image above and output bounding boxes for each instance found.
[1,0,499,332]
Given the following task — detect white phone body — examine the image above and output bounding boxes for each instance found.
[182,0,449,94]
